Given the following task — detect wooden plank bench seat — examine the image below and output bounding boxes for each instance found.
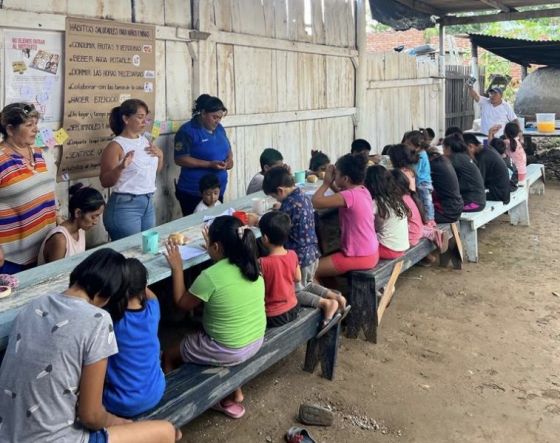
[526,163,545,195]
[136,307,339,427]
[344,223,461,343]
[460,185,529,263]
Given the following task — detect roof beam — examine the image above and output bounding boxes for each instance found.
[392,0,446,17]
[478,0,516,13]
[440,7,560,26]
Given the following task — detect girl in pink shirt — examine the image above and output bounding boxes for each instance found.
[312,153,378,278]
[503,122,527,182]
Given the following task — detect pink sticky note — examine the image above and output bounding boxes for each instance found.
[40,128,56,149]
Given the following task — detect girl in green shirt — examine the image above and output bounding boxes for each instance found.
[163,215,266,419]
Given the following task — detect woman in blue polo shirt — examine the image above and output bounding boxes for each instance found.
[174,94,233,215]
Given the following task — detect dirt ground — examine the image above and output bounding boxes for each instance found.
[178,182,560,443]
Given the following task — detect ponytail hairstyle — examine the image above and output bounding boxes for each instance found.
[103,257,147,322]
[365,165,409,220]
[208,215,259,281]
[335,153,368,185]
[309,150,330,173]
[504,122,521,152]
[388,143,416,168]
[390,168,428,223]
[192,94,228,117]
[109,98,149,136]
[68,183,105,220]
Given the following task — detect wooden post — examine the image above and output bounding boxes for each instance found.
[354,0,368,141]
[471,41,480,119]
[439,24,446,136]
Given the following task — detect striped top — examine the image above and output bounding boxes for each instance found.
[0,147,57,265]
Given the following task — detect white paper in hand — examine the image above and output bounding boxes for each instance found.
[178,245,207,261]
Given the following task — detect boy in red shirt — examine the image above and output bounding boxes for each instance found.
[259,212,340,336]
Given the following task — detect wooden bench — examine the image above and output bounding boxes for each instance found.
[344,223,462,343]
[136,307,339,426]
[526,163,545,195]
[460,185,529,263]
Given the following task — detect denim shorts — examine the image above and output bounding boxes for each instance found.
[89,428,109,443]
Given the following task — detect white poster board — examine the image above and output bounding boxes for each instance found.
[3,30,63,123]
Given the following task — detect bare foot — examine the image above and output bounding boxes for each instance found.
[175,428,182,441]
[232,387,244,403]
[326,290,347,312]
[321,298,339,324]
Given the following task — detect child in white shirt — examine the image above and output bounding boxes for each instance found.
[194,173,223,213]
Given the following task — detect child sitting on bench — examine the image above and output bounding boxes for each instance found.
[258,211,342,336]
[311,153,379,279]
[246,148,284,194]
[390,169,448,253]
[262,166,347,315]
[103,258,166,417]
[0,249,177,442]
[365,165,410,259]
[163,215,266,419]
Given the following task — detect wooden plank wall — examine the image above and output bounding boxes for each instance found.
[363,52,444,152]
[0,0,357,246]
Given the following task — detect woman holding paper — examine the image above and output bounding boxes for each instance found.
[0,102,57,274]
[100,99,163,241]
[174,94,233,216]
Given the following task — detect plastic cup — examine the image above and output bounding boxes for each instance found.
[517,117,525,130]
[294,170,306,184]
[536,113,555,133]
[142,231,160,254]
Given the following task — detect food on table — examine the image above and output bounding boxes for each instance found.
[168,233,187,244]
[307,174,318,183]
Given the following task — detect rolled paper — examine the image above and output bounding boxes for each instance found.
[0,286,12,299]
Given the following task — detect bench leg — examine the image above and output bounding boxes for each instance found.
[530,180,545,196]
[345,273,378,343]
[304,322,340,380]
[459,222,478,263]
[439,224,463,270]
[509,200,530,226]
[377,261,403,324]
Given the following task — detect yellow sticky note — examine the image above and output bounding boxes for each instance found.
[54,128,69,145]
[151,126,161,138]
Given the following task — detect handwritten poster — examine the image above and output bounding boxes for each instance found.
[59,17,156,181]
[3,30,63,122]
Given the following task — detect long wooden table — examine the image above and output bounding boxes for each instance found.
[0,192,272,350]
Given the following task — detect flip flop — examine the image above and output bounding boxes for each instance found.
[285,426,317,443]
[316,312,342,339]
[212,399,245,419]
[339,304,352,322]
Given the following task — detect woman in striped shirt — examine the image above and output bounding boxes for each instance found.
[0,103,56,274]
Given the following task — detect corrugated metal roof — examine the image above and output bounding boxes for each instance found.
[469,33,560,67]
[370,0,560,30]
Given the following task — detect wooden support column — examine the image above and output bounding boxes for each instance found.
[354,0,368,141]
[439,24,446,136]
[191,0,214,100]
[471,41,480,119]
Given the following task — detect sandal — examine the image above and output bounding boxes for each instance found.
[340,305,352,322]
[316,312,342,339]
[212,399,245,419]
[285,426,316,443]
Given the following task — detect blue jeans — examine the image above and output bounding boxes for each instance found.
[88,428,109,443]
[103,192,155,241]
[417,182,435,222]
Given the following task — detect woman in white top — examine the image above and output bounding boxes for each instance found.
[38,183,105,264]
[99,99,163,240]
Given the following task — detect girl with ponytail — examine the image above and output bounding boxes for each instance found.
[163,215,265,419]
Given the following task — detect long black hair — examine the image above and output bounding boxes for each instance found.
[109,99,149,135]
[389,143,417,168]
[104,258,148,322]
[335,153,368,185]
[208,216,259,281]
[443,134,468,154]
[309,150,330,172]
[365,165,409,220]
[390,168,427,224]
[69,248,128,303]
[68,183,105,220]
[504,122,521,152]
[403,130,430,151]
